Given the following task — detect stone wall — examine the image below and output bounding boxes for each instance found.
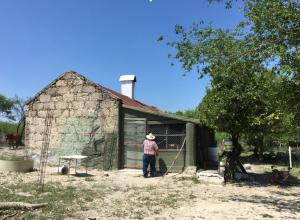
[25,72,120,169]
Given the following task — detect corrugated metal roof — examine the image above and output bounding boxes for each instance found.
[123,105,201,124]
[102,87,159,112]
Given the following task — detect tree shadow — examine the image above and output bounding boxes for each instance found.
[228,192,300,215]
[270,190,300,198]
[71,173,94,177]
[240,152,299,167]
[231,171,300,188]
[154,171,166,177]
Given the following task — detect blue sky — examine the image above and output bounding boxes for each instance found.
[0,0,244,112]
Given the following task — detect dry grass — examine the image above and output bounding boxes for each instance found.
[0,165,299,219]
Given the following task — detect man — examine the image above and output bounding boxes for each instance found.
[143,133,159,178]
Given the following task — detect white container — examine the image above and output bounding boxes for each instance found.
[0,159,34,172]
[243,163,252,170]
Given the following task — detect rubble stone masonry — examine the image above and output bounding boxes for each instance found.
[25,72,120,169]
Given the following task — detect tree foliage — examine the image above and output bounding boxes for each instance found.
[164,0,300,156]
[0,94,14,120]
[0,121,18,136]
[175,109,199,119]
[215,0,300,124]
[249,0,299,129]
[11,95,26,122]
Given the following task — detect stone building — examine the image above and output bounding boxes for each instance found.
[25,71,213,171]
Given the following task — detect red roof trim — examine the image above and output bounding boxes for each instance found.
[102,86,159,112]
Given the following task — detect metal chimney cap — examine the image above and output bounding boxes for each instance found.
[119,75,136,82]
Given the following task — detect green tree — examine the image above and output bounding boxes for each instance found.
[212,0,300,126]
[243,0,300,74]
[11,95,26,122]
[168,24,280,156]
[197,67,284,158]
[0,94,14,120]
[175,109,199,119]
[242,73,284,158]
[162,0,300,159]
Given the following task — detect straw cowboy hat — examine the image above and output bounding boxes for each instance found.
[146,133,155,140]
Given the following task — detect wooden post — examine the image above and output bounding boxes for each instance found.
[186,123,196,167]
[289,146,292,169]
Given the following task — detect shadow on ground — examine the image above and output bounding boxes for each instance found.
[228,160,300,215]
[241,153,300,167]
[71,173,94,177]
[228,190,300,215]
[231,171,300,188]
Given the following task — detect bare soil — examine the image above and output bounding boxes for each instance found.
[0,145,299,219]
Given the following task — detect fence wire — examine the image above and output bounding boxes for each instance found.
[148,124,185,150]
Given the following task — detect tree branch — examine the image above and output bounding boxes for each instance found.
[0,202,47,210]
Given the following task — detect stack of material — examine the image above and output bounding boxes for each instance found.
[183,166,197,175]
[196,170,224,185]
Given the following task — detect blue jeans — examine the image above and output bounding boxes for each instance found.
[143,154,156,177]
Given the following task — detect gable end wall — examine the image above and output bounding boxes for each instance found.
[25,72,120,169]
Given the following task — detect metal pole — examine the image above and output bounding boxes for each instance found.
[218,153,220,174]
[289,146,292,169]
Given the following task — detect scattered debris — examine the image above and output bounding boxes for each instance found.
[196,170,224,185]
[243,163,252,170]
[0,165,299,219]
[183,166,197,175]
[268,165,291,185]
[15,192,33,197]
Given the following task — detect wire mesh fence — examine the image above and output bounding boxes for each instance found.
[148,124,185,150]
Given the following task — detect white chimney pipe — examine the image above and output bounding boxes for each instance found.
[119,75,136,99]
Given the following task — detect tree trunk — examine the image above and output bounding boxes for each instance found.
[224,133,247,179]
[253,143,259,159]
[258,136,264,161]
[231,134,242,158]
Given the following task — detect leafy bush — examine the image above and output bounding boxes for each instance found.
[0,121,18,135]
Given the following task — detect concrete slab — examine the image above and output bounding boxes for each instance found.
[116,168,142,176]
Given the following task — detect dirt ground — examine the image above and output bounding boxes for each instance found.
[0,146,300,219]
